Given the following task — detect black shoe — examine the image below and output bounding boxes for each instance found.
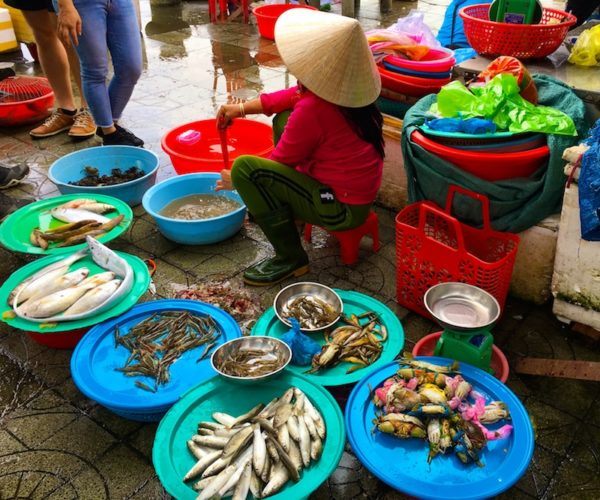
[101,126,144,147]
[0,163,29,190]
[115,125,144,147]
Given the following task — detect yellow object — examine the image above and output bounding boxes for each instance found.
[0,1,34,44]
[568,24,600,67]
[0,8,17,52]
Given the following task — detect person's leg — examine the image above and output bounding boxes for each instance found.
[231,155,368,285]
[105,0,142,122]
[22,10,75,111]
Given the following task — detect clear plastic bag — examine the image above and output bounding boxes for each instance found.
[390,11,441,49]
[568,24,600,67]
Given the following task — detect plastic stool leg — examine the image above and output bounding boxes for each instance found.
[242,0,249,23]
[219,0,227,21]
[209,0,217,22]
[337,234,361,265]
[304,224,313,243]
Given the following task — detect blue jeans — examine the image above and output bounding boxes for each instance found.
[54,0,142,127]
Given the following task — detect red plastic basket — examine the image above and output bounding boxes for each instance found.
[395,186,519,318]
[460,4,576,59]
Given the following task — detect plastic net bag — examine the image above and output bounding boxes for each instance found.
[568,24,600,67]
[280,318,321,366]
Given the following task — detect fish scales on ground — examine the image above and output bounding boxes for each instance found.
[308,311,386,374]
[114,310,221,392]
[372,358,513,466]
[282,295,339,330]
[184,387,327,498]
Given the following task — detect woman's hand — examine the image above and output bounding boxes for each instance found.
[57,3,82,46]
[216,169,233,191]
[216,104,241,129]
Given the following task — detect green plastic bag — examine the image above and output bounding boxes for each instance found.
[431,74,576,136]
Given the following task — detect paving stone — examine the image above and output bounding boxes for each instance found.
[0,429,26,455]
[331,480,362,498]
[87,405,144,440]
[128,423,159,460]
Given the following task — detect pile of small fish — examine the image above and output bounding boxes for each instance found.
[281,295,339,330]
[184,387,326,499]
[31,199,122,249]
[372,356,513,466]
[173,281,260,332]
[9,238,131,322]
[69,165,145,186]
[115,311,220,392]
[213,343,287,378]
[308,312,387,374]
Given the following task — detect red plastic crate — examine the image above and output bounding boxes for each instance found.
[395,186,519,318]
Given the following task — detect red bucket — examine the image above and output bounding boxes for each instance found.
[26,327,89,349]
[162,119,274,174]
[253,4,317,41]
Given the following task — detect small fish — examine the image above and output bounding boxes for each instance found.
[287,414,300,442]
[18,280,99,318]
[277,421,290,453]
[63,279,121,315]
[58,198,99,210]
[201,455,231,479]
[212,412,236,427]
[187,440,207,460]
[274,403,293,428]
[232,462,252,500]
[230,403,265,427]
[73,202,116,214]
[310,435,323,461]
[51,207,110,224]
[197,464,238,500]
[287,438,302,473]
[55,229,105,247]
[249,469,263,499]
[253,426,267,477]
[191,435,229,449]
[222,425,254,460]
[262,461,289,498]
[266,436,300,482]
[77,271,116,288]
[184,450,221,481]
[303,413,318,440]
[134,380,156,393]
[218,461,249,497]
[26,268,89,303]
[297,414,311,467]
[11,266,69,305]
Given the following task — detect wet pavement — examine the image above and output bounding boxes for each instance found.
[0,1,599,499]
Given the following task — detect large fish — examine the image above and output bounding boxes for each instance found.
[58,199,115,213]
[51,207,109,224]
[26,268,90,303]
[19,281,100,318]
[63,279,121,315]
[9,248,88,306]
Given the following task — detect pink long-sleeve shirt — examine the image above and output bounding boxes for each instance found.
[260,86,383,205]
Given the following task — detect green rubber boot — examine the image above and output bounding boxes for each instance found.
[244,207,309,286]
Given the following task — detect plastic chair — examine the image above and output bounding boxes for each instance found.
[209,0,249,23]
[303,211,380,265]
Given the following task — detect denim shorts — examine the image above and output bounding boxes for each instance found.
[4,0,55,12]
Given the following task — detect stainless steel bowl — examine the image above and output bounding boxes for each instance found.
[210,336,291,384]
[424,282,500,332]
[273,282,343,332]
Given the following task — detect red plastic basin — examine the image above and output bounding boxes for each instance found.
[254,4,317,41]
[162,119,274,174]
[27,327,89,350]
[411,130,549,181]
[385,48,455,72]
[412,332,509,383]
[378,65,449,97]
[0,91,54,127]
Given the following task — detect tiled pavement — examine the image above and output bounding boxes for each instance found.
[0,1,598,499]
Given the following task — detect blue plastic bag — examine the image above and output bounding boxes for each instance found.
[280,318,321,366]
[579,120,600,241]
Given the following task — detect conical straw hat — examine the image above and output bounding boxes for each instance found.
[274,10,381,108]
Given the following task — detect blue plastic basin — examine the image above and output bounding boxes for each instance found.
[142,173,246,245]
[48,146,160,206]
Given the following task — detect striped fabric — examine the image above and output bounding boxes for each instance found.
[0,8,17,53]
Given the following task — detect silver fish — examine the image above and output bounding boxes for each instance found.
[51,207,109,224]
[191,435,229,449]
[277,421,290,453]
[12,266,69,305]
[287,438,302,473]
[230,403,265,427]
[310,435,323,461]
[303,413,318,440]
[274,403,293,428]
[253,425,267,477]
[65,202,115,214]
[262,461,289,498]
[249,469,263,499]
[19,280,98,318]
[201,455,231,479]
[63,278,121,315]
[25,268,89,304]
[298,414,311,467]
[260,452,271,484]
[77,271,115,288]
[302,392,326,439]
[260,389,294,419]
[187,440,207,460]
[219,457,250,497]
[59,198,98,209]
[222,425,254,460]
[183,450,221,482]
[287,414,300,442]
[198,421,224,431]
[265,436,279,462]
[212,412,236,427]
[232,462,252,500]
[266,436,300,482]
[197,464,238,500]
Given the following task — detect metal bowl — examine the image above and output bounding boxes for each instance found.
[273,282,343,332]
[210,336,291,384]
[424,282,500,332]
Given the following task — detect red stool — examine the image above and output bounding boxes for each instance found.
[303,211,380,265]
[209,0,249,23]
